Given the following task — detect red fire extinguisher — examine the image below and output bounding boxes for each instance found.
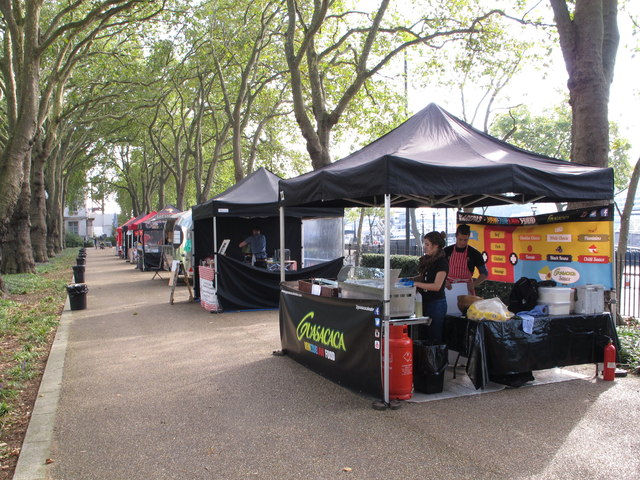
[603,337,616,381]
[385,325,413,400]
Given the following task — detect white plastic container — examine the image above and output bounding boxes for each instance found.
[543,302,571,316]
[538,286,572,303]
[415,293,423,317]
[574,284,605,314]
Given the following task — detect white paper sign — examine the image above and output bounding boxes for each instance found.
[168,260,180,287]
[200,281,218,305]
[218,239,230,255]
[311,284,322,296]
[445,282,469,316]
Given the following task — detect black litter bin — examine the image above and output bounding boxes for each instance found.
[76,256,85,266]
[72,265,85,283]
[66,283,88,311]
[413,340,448,394]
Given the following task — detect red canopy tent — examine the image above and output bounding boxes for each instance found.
[129,211,158,235]
[120,212,156,261]
[116,217,136,254]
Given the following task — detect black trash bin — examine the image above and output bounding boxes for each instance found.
[413,340,448,394]
[66,283,88,311]
[76,256,86,266]
[72,265,85,283]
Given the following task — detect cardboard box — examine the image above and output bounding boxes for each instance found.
[298,279,340,297]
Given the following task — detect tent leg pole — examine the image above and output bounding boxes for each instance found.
[373,196,395,411]
[213,217,218,288]
[280,206,285,284]
[384,195,391,405]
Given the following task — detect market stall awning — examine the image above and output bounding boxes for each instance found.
[146,205,182,222]
[129,211,157,231]
[192,167,342,221]
[117,216,137,232]
[279,103,614,209]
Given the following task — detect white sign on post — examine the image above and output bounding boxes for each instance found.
[169,260,180,287]
[218,239,230,256]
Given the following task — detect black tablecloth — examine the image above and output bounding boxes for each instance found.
[445,313,620,390]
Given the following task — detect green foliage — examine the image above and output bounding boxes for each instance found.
[618,319,640,372]
[360,254,419,277]
[65,232,84,247]
[490,103,632,192]
[412,1,553,128]
[475,280,513,305]
[0,249,76,421]
[36,249,78,275]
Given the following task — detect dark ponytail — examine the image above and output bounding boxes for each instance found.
[418,231,446,275]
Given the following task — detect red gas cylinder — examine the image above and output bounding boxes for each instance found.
[603,339,616,381]
[385,325,413,400]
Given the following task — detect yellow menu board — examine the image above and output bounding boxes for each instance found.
[457,205,614,288]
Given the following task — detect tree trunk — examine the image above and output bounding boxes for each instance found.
[46,198,62,256]
[0,1,42,263]
[615,156,640,323]
[176,179,186,211]
[550,1,618,176]
[410,209,422,253]
[30,141,49,262]
[2,205,37,274]
[45,151,64,255]
[355,208,365,267]
[2,153,36,274]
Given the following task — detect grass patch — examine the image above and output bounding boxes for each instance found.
[0,248,77,430]
[618,317,640,372]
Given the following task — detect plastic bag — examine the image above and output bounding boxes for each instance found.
[66,283,89,295]
[466,297,513,321]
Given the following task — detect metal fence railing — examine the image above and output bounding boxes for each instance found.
[617,248,640,319]
[345,243,422,258]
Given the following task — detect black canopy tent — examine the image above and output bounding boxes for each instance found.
[277,102,615,405]
[279,103,613,209]
[191,167,343,310]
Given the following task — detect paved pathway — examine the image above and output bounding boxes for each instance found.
[14,248,640,479]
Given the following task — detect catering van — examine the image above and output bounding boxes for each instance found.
[171,209,194,279]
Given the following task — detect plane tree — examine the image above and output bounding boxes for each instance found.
[0,0,164,277]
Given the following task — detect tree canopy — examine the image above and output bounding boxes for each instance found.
[0,0,635,282]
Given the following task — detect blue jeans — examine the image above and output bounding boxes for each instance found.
[422,297,447,344]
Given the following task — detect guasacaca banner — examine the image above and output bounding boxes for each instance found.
[458,205,614,288]
[279,285,383,397]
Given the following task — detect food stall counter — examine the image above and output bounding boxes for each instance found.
[445,313,620,389]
